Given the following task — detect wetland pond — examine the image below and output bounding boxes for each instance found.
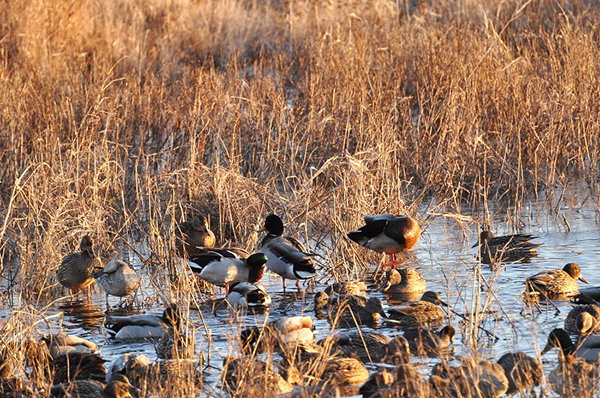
[3,189,600,396]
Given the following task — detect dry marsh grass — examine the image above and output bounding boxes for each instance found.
[1,0,600,396]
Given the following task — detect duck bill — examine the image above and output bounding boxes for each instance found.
[540,343,552,356]
[471,242,478,248]
[439,299,449,307]
[257,227,267,233]
[579,277,589,284]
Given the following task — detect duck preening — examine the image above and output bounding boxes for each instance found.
[347,214,421,268]
[259,214,317,291]
[187,248,267,294]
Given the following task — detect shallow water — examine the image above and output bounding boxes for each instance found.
[6,188,600,396]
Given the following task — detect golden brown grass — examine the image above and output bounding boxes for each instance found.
[1,0,600,395]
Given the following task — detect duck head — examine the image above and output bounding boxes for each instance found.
[80,235,96,258]
[260,215,284,236]
[563,263,588,283]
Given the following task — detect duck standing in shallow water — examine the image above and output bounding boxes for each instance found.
[57,235,102,303]
[175,215,216,257]
[347,215,420,268]
[188,249,267,294]
[94,257,141,310]
[526,263,588,299]
[259,214,317,291]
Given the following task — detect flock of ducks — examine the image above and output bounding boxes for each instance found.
[4,213,599,397]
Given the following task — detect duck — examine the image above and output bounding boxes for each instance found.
[547,351,598,396]
[105,305,181,340]
[496,352,543,395]
[259,214,317,291]
[175,215,216,257]
[51,352,107,385]
[313,291,385,327]
[154,324,197,360]
[112,353,200,392]
[222,356,295,396]
[240,316,315,353]
[320,356,369,388]
[541,324,600,362]
[431,357,509,398]
[378,268,426,294]
[323,281,367,297]
[360,362,422,398]
[226,282,271,307]
[403,325,455,356]
[57,235,102,302]
[42,332,98,359]
[347,214,421,267]
[93,258,141,310]
[564,303,600,334]
[387,291,448,326]
[50,373,138,398]
[326,331,391,363]
[472,230,541,264]
[526,263,588,298]
[572,286,600,304]
[187,249,267,294]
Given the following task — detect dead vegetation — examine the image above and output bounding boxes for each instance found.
[1,0,600,396]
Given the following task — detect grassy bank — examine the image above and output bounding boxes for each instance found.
[2,0,599,298]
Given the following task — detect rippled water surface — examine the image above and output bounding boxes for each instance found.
[7,189,600,396]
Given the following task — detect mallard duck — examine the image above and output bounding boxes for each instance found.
[431,357,509,398]
[324,281,367,297]
[526,263,588,298]
[472,230,541,264]
[50,373,137,398]
[541,326,600,362]
[403,325,455,356]
[548,352,599,397]
[321,356,369,388]
[51,352,107,385]
[359,363,422,398]
[259,214,317,291]
[58,235,102,302]
[378,268,426,294]
[496,352,543,395]
[227,282,271,307]
[93,258,140,310]
[572,287,600,305]
[222,356,295,396]
[175,215,216,257]
[326,331,391,363]
[314,292,385,327]
[105,305,181,340]
[113,353,200,392]
[564,304,600,334]
[42,332,98,359]
[387,291,447,326]
[347,214,421,267]
[241,316,315,353]
[154,324,197,360]
[187,249,267,293]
